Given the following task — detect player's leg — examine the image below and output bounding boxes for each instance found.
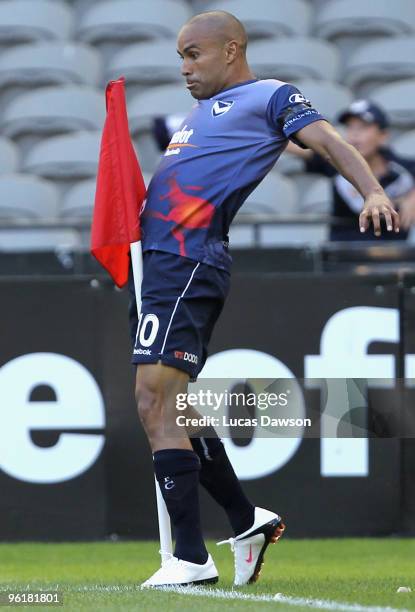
[185,405,255,536]
[186,405,285,584]
[135,362,209,565]
[129,251,219,586]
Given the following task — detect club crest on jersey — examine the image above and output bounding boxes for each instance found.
[289,93,310,105]
[212,100,234,117]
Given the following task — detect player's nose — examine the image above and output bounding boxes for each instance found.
[181,59,192,77]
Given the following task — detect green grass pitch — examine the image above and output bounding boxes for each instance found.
[0,539,413,611]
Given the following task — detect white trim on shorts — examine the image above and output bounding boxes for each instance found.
[159,262,201,356]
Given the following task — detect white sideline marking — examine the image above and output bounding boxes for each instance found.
[158,586,406,612]
[66,584,407,612]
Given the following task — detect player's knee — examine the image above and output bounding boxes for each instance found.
[135,376,162,429]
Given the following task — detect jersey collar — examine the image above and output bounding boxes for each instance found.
[210,79,259,99]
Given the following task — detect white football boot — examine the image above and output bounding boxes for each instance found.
[217,507,285,586]
[141,553,218,589]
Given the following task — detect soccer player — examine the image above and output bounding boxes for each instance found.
[130,11,399,588]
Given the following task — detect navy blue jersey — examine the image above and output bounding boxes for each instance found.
[141,79,325,271]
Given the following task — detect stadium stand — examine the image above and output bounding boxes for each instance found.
[0,228,81,251]
[22,131,101,179]
[0,86,105,139]
[61,178,95,219]
[370,80,415,129]
[0,0,413,248]
[292,80,353,122]
[205,0,312,38]
[230,173,297,247]
[299,176,332,214]
[276,155,305,176]
[247,38,339,81]
[0,1,73,43]
[0,174,59,219]
[239,173,297,216]
[0,137,19,174]
[61,171,152,221]
[344,38,415,94]
[128,84,193,171]
[393,131,415,158]
[76,0,191,44]
[315,0,415,39]
[107,41,183,85]
[128,84,192,132]
[0,42,102,89]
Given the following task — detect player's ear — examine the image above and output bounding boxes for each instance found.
[225,40,238,63]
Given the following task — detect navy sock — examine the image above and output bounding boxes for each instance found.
[153,449,208,564]
[190,428,255,536]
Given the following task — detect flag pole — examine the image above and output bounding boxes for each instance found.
[130,240,173,566]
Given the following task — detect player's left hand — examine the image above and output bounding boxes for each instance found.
[359,191,400,237]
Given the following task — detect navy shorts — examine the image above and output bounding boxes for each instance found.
[128,250,230,381]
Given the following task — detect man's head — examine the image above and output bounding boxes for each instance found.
[337,100,390,160]
[177,11,250,100]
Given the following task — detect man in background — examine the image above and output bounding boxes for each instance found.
[289,100,415,240]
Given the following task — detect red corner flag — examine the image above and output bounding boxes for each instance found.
[91,77,146,288]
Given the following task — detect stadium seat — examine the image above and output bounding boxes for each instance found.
[370,80,415,128]
[107,41,182,85]
[61,179,96,219]
[0,86,105,138]
[0,42,102,90]
[344,38,415,91]
[315,0,415,39]
[393,130,415,158]
[299,176,332,213]
[276,153,305,176]
[61,172,153,220]
[0,229,81,251]
[0,137,19,174]
[0,174,58,219]
[205,0,311,38]
[239,173,297,215]
[22,131,101,179]
[128,85,193,133]
[76,0,191,44]
[292,80,353,123]
[228,225,256,248]
[128,85,193,170]
[247,38,339,81]
[0,1,73,43]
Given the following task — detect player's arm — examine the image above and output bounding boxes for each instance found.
[295,120,399,236]
[285,140,313,160]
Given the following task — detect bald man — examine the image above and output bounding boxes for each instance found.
[133,11,399,588]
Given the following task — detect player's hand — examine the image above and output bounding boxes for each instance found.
[359,191,400,237]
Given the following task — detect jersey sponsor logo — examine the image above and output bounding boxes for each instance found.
[212,100,234,117]
[174,350,198,364]
[289,93,310,105]
[165,124,197,156]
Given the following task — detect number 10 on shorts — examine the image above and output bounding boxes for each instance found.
[135,313,160,348]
